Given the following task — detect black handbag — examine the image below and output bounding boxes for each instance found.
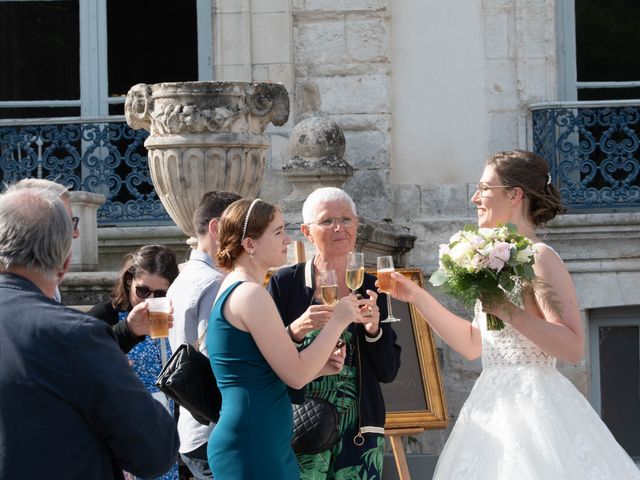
[291,396,341,455]
[155,340,221,426]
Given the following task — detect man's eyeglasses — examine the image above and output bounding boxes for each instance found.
[134,285,167,299]
[476,183,511,197]
[71,216,79,230]
[308,215,357,229]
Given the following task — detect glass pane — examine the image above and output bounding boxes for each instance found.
[108,103,125,116]
[599,325,640,458]
[0,106,80,120]
[0,1,79,102]
[107,0,198,100]
[578,87,640,101]
[576,1,640,83]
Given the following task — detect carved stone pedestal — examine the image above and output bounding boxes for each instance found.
[68,191,105,272]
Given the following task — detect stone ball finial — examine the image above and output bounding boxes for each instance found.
[288,116,346,161]
[282,116,353,213]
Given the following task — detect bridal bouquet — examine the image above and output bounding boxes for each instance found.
[429,224,537,330]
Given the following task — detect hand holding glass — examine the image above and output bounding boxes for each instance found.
[346,252,365,294]
[377,256,400,323]
[146,297,172,338]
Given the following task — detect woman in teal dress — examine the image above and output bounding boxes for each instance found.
[206,199,363,480]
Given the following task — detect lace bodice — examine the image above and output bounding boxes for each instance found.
[475,304,556,368]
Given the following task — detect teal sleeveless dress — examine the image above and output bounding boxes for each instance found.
[206,281,299,479]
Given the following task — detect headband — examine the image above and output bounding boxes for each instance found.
[241,198,261,241]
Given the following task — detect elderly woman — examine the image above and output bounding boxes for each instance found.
[267,187,401,480]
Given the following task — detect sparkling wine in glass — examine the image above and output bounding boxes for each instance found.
[345,252,364,294]
[320,270,339,306]
[377,255,400,323]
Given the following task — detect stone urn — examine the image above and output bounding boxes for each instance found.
[125,81,289,238]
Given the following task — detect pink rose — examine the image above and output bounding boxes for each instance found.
[486,242,511,272]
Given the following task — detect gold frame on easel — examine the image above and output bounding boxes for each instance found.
[369,268,448,431]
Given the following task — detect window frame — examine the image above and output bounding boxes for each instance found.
[557,0,640,101]
[0,0,212,118]
[588,307,640,460]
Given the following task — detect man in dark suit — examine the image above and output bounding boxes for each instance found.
[0,186,179,479]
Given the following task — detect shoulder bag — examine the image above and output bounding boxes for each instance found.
[155,333,221,425]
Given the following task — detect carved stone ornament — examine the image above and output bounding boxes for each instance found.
[280,116,352,214]
[125,81,290,238]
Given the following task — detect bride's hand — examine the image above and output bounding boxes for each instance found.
[481,293,518,324]
[377,272,419,303]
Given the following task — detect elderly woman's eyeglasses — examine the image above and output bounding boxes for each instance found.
[135,285,167,299]
[308,215,357,229]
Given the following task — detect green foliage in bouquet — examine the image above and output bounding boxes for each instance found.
[429,223,537,330]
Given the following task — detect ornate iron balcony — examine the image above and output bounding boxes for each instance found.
[531,101,640,212]
[0,116,169,225]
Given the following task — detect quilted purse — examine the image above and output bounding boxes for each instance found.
[291,396,341,455]
[155,337,221,426]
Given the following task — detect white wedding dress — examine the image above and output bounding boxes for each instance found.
[433,305,640,480]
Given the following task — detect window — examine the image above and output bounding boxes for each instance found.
[558,0,640,101]
[589,307,640,460]
[0,1,81,118]
[106,0,198,115]
[0,0,209,119]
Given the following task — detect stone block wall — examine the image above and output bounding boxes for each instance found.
[284,2,393,221]
[204,0,569,456]
[78,0,638,460]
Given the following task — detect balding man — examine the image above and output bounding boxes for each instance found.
[8,179,148,353]
[0,187,179,479]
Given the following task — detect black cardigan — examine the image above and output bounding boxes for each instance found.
[88,300,145,354]
[267,261,401,432]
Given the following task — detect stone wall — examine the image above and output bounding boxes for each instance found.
[74,0,639,460]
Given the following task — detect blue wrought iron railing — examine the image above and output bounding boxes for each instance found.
[531,101,640,212]
[0,116,170,224]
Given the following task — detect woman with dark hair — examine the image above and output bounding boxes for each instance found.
[89,244,179,352]
[383,150,640,479]
[206,198,362,480]
[89,244,180,480]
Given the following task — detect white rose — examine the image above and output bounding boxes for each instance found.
[514,245,534,263]
[449,241,475,267]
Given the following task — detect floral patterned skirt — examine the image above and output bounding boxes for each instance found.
[298,329,384,480]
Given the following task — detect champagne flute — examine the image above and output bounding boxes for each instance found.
[377,255,400,323]
[320,270,339,306]
[345,252,364,295]
[320,270,344,349]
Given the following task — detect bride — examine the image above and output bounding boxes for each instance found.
[383,150,640,479]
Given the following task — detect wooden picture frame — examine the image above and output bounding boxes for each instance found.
[266,261,448,431]
[370,268,449,431]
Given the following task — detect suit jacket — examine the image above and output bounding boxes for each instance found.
[0,273,179,479]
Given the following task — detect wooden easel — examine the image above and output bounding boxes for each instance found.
[294,240,306,263]
[386,428,425,480]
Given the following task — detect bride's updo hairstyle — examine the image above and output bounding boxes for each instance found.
[487,150,565,226]
[216,198,278,270]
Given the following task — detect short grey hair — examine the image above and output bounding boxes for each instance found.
[6,178,70,202]
[0,189,73,278]
[302,187,357,224]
